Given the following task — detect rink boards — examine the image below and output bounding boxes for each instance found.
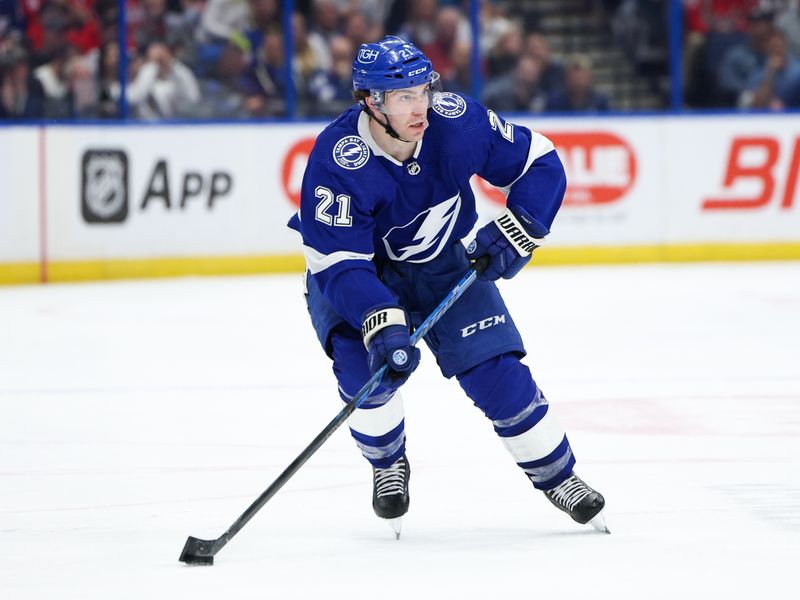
[2,113,800,284]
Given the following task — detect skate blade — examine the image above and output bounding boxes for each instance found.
[387,517,403,540]
[589,512,611,534]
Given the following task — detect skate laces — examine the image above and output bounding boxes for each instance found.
[546,474,591,512]
[374,457,407,498]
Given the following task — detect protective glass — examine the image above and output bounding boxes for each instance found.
[371,72,442,116]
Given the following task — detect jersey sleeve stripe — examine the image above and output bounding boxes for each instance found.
[497,131,556,198]
[303,245,375,274]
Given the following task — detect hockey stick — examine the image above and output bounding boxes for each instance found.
[179,257,488,565]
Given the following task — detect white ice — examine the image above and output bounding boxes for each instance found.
[1,262,799,599]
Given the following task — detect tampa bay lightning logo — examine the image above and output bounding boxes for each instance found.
[382,193,462,263]
[432,92,467,118]
[333,136,370,170]
[392,349,408,366]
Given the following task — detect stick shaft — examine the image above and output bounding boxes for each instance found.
[199,266,481,557]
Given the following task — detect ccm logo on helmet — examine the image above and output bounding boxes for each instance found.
[408,67,427,77]
[358,48,380,63]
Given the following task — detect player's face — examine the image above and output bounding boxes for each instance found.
[381,83,431,141]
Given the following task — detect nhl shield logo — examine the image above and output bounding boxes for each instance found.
[333,136,370,170]
[81,150,129,224]
[432,92,467,118]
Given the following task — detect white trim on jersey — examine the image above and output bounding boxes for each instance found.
[303,245,374,274]
[357,111,423,166]
[346,391,405,437]
[499,407,566,463]
[497,131,556,198]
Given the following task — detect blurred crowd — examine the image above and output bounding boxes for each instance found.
[0,0,619,120]
[684,0,800,109]
[5,1,795,121]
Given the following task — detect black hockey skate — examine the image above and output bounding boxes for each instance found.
[372,455,410,538]
[543,472,610,533]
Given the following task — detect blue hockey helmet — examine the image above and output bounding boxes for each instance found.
[352,36,437,92]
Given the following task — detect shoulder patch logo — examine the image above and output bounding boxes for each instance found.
[333,136,370,170]
[432,92,467,118]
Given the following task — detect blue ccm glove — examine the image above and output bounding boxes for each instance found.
[361,304,421,390]
[466,206,549,281]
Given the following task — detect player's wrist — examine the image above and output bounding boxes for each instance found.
[361,304,409,348]
[493,206,548,257]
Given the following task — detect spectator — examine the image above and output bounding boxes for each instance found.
[33,44,77,118]
[243,0,280,57]
[307,34,353,115]
[293,12,324,79]
[0,43,45,119]
[397,0,438,47]
[291,11,322,113]
[163,0,206,67]
[127,40,200,119]
[239,27,287,116]
[136,0,169,51]
[717,9,774,107]
[482,54,545,113]
[0,0,25,38]
[309,0,340,44]
[479,0,513,55]
[545,54,610,112]
[199,0,251,42]
[342,10,380,50]
[683,0,758,35]
[441,39,471,95]
[485,21,524,77]
[776,0,800,56]
[194,35,251,118]
[23,0,101,57]
[742,28,800,109]
[323,0,392,30]
[525,32,565,96]
[94,39,120,117]
[27,2,73,67]
[195,0,251,75]
[292,6,332,72]
[420,6,470,81]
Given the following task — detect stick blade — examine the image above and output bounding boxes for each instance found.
[179,536,217,566]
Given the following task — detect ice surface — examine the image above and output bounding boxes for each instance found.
[2,262,799,599]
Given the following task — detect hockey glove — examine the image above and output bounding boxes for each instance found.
[466,205,549,281]
[361,305,421,391]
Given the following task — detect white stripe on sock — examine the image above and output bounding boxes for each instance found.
[346,392,405,437]
[499,407,566,463]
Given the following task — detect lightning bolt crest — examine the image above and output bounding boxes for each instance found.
[382,193,462,263]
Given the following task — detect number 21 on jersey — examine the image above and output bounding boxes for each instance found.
[315,186,352,227]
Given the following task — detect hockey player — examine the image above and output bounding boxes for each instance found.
[288,36,607,537]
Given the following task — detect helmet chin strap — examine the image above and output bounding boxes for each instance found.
[364,105,414,144]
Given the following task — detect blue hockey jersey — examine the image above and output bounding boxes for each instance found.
[288,92,566,329]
